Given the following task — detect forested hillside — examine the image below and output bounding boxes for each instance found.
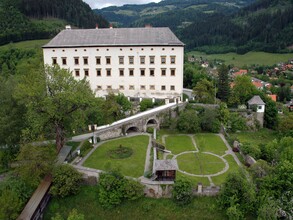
[0,0,108,46]
[96,0,293,53]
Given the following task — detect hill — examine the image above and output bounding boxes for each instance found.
[96,0,293,54]
[0,0,109,46]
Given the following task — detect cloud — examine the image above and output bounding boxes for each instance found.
[83,0,161,9]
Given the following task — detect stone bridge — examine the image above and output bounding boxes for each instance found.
[72,102,186,142]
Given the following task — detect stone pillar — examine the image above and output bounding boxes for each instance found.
[127,96,130,101]
[186,98,189,102]
[154,128,157,140]
[152,97,155,103]
[88,125,91,131]
[198,183,203,194]
[165,98,169,104]
[139,97,142,102]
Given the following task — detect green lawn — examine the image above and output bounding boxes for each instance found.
[44,185,226,220]
[176,172,210,186]
[187,51,293,67]
[211,155,239,186]
[229,129,277,148]
[83,135,149,178]
[0,39,50,50]
[165,135,195,154]
[177,153,225,175]
[194,134,227,156]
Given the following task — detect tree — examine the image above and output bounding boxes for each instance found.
[228,75,258,107]
[16,143,56,187]
[193,78,215,104]
[50,165,82,198]
[218,102,230,126]
[177,109,200,133]
[199,108,221,133]
[52,209,85,220]
[172,179,193,206]
[0,189,22,220]
[217,64,230,102]
[15,65,95,152]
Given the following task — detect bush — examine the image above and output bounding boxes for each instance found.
[177,109,200,133]
[50,165,82,198]
[228,113,247,132]
[172,179,193,206]
[98,171,143,208]
[146,127,154,134]
[240,142,261,159]
[226,205,244,220]
[140,99,153,112]
[80,141,93,157]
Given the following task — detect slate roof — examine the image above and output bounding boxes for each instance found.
[154,159,179,171]
[43,27,184,48]
[247,95,265,105]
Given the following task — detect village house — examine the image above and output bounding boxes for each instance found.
[43,26,184,102]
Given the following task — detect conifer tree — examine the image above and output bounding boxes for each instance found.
[217,64,230,102]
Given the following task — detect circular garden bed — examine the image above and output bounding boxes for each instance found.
[108,145,133,159]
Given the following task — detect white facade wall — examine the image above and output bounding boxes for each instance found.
[256,104,265,113]
[43,45,184,100]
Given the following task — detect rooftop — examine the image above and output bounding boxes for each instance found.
[154,159,179,171]
[43,27,184,48]
[247,95,265,105]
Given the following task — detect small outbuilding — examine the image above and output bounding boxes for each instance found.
[247,95,265,113]
[153,159,178,181]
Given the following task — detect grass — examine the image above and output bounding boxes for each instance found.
[211,155,240,186]
[165,135,195,154]
[44,185,226,220]
[229,129,278,148]
[194,134,227,156]
[177,153,225,175]
[176,172,210,186]
[0,39,50,50]
[187,51,293,67]
[83,135,149,178]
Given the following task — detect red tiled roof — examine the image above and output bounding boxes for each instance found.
[268,94,277,102]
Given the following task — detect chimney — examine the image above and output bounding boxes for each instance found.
[145,24,152,28]
[95,24,99,29]
[65,25,71,30]
[109,23,113,29]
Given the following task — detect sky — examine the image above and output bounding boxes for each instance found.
[83,0,162,9]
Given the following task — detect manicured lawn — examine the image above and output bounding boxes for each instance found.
[44,185,226,220]
[83,135,149,178]
[194,134,227,156]
[229,129,277,148]
[165,135,195,154]
[187,51,293,66]
[177,153,225,175]
[176,172,210,186]
[211,155,240,186]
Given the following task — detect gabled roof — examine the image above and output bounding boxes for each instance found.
[247,95,265,105]
[154,159,178,171]
[43,27,184,48]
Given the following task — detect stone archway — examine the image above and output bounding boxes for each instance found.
[146,118,158,127]
[125,126,140,134]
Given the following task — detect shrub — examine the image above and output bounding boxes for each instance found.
[146,127,154,134]
[140,99,153,111]
[50,165,82,198]
[177,109,200,133]
[228,113,247,132]
[226,205,244,220]
[240,142,261,159]
[98,171,143,208]
[172,179,193,206]
[80,141,93,157]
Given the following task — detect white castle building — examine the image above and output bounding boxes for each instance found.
[42,26,184,102]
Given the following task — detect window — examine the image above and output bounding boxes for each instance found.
[107,85,112,89]
[129,56,134,65]
[106,69,111,76]
[106,57,111,65]
[258,106,262,110]
[150,85,155,90]
[171,69,176,76]
[97,85,102,90]
[83,57,88,65]
[119,69,124,76]
[150,56,155,64]
[161,56,166,64]
[140,69,145,76]
[140,56,145,64]
[129,69,134,76]
[75,69,80,77]
[119,56,124,65]
[119,85,124,90]
[161,85,166,91]
[161,69,166,76]
[96,69,101,76]
[74,57,79,65]
[96,57,101,65]
[170,85,175,90]
[150,69,155,77]
[140,85,146,90]
[171,56,176,64]
[62,57,67,65]
[129,85,135,90]
[52,57,57,65]
[84,69,89,77]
